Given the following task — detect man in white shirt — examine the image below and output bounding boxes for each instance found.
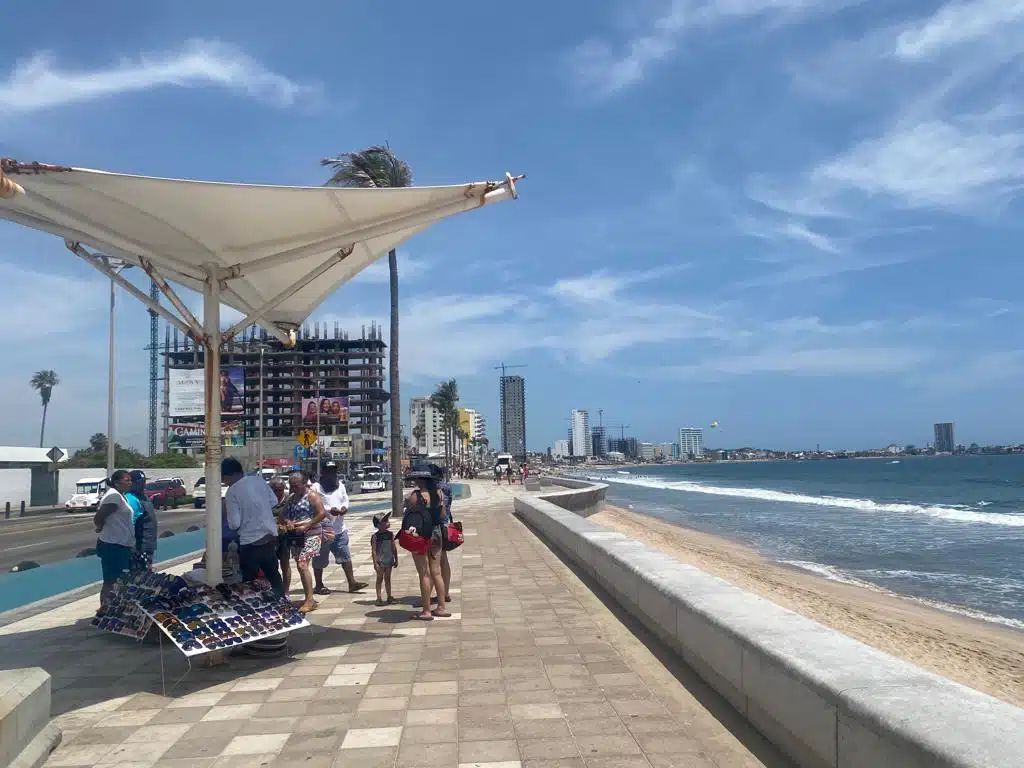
[222,457,285,598]
[94,469,136,609]
[312,461,367,594]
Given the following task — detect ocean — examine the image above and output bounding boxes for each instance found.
[584,455,1024,630]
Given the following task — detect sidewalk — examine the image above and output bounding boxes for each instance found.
[0,480,781,768]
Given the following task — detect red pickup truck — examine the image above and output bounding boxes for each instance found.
[144,478,186,509]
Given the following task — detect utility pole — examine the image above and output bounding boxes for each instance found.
[148,280,159,456]
[315,376,322,478]
[259,346,265,472]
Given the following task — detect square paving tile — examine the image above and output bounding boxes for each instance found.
[340,725,404,748]
[396,740,459,767]
[518,738,581,761]
[459,740,520,763]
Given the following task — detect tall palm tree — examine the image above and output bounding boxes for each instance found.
[322,145,412,515]
[430,379,459,476]
[30,370,59,447]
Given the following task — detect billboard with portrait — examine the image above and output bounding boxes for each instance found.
[301,396,349,424]
[168,367,245,417]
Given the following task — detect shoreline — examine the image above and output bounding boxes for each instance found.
[591,503,1024,708]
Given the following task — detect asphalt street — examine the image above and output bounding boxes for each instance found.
[0,508,210,571]
[0,491,395,572]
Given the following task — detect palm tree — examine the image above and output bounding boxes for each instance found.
[412,425,425,456]
[30,370,59,447]
[322,145,413,515]
[430,379,459,476]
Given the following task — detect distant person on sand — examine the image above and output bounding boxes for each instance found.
[494,464,502,484]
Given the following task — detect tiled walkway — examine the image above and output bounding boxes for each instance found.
[0,481,779,768]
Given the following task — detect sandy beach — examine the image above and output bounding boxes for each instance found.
[591,503,1024,708]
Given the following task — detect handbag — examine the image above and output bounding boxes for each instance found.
[443,521,464,551]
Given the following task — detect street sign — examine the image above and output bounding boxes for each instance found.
[46,446,65,463]
[296,429,317,449]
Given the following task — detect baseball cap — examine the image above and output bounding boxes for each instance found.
[129,470,146,483]
[372,512,391,527]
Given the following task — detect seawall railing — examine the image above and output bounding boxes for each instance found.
[519,477,1024,768]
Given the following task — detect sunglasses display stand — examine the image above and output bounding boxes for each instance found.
[91,570,309,694]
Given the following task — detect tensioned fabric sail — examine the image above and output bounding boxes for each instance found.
[0,162,517,327]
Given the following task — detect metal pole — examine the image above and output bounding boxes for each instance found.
[202,266,222,587]
[316,378,322,478]
[259,347,265,471]
[106,274,116,477]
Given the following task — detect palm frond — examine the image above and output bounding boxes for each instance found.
[321,143,413,189]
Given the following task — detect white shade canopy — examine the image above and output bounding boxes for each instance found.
[0,160,520,331]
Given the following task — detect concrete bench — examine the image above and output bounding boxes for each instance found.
[0,668,60,768]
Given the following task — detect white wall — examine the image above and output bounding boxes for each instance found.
[0,469,31,509]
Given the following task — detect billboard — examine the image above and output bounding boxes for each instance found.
[301,396,349,424]
[168,421,245,448]
[168,367,245,417]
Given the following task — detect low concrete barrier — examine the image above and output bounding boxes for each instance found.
[536,476,605,517]
[0,668,60,768]
[515,484,1024,768]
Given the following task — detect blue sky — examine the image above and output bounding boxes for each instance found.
[2,0,1023,453]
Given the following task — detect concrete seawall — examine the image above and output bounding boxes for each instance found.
[519,478,1024,768]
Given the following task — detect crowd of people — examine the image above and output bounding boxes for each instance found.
[493,461,530,485]
[93,459,461,619]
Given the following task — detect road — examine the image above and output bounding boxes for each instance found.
[0,507,211,571]
[0,492,395,572]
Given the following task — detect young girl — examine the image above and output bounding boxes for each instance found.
[370,512,398,606]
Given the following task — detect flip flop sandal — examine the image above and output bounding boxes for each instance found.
[313,587,332,596]
[431,610,452,618]
[348,582,368,593]
[412,613,433,621]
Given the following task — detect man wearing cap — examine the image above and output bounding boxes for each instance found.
[126,470,158,572]
[312,461,367,594]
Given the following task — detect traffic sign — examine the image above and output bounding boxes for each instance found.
[297,429,317,449]
[46,446,65,463]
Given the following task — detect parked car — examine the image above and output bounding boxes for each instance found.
[193,476,227,508]
[359,464,387,493]
[144,478,186,509]
[65,477,107,511]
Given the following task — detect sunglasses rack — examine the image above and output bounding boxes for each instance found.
[92,571,309,658]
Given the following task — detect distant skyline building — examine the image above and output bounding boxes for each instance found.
[591,425,607,457]
[608,436,639,458]
[571,409,592,458]
[679,427,704,458]
[934,422,955,454]
[499,375,526,456]
[553,439,570,459]
[410,397,445,457]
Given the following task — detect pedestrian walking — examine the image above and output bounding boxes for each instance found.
[312,461,367,594]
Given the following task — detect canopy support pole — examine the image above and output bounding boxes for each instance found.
[218,287,297,348]
[140,257,204,336]
[203,265,223,587]
[67,241,201,341]
[221,246,354,342]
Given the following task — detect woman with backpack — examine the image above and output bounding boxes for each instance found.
[400,471,449,620]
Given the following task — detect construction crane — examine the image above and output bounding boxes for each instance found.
[493,362,527,379]
[147,279,159,456]
[607,424,631,440]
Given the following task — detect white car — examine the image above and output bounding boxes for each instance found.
[359,465,387,493]
[65,477,107,511]
[193,476,228,508]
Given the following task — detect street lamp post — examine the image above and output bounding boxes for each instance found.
[315,377,322,478]
[104,258,130,478]
[258,346,265,472]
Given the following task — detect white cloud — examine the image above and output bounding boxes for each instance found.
[549,265,685,303]
[0,39,315,114]
[568,0,829,99]
[894,0,1024,61]
[654,346,933,380]
[0,261,107,341]
[350,253,430,284]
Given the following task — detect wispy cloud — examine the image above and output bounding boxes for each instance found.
[567,0,831,99]
[0,39,316,114]
[651,346,933,380]
[549,265,686,303]
[894,0,1024,62]
[349,253,430,284]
